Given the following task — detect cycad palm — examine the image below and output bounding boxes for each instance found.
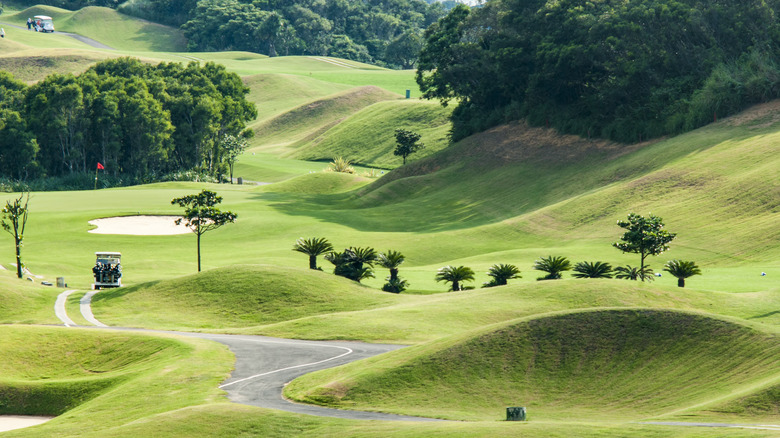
[663,259,701,287]
[293,237,333,270]
[614,265,654,281]
[572,261,613,279]
[484,264,521,287]
[533,255,571,280]
[377,250,405,281]
[435,265,475,291]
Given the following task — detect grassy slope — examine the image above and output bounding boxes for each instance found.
[291,99,452,168]
[285,310,780,421]
[251,86,401,154]
[90,264,417,330]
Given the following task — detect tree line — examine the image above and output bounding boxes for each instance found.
[0,58,256,184]
[417,0,780,143]
[11,0,447,69]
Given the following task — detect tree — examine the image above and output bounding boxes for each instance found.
[1,193,30,279]
[171,190,237,272]
[393,129,425,165]
[663,260,702,288]
[435,265,474,291]
[572,261,613,279]
[377,250,406,292]
[483,263,521,287]
[533,255,571,280]
[614,265,654,281]
[325,246,377,282]
[293,237,333,270]
[613,213,676,282]
[220,134,249,183]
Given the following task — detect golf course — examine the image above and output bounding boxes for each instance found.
[0,4,778,437]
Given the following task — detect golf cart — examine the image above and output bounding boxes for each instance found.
[92,252,122,289]
[34,15,55,33]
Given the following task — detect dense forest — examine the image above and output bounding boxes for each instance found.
[417,0,780,142]
[0,58,256,185]
[9,0,447,68]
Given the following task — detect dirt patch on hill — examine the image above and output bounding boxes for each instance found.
[722,100,780,129]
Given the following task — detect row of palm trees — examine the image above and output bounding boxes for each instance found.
[293,238,702,292]
[531,255,702,287]
[293,238,408,292]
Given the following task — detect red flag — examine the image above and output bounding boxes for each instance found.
[97,162,105,170]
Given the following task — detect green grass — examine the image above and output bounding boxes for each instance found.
[0,270,60,324]
[286,309,780,421]
[291,99,452,168]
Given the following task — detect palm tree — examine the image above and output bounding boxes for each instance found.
[663,259,701,288]
[377,250,405,281]
[572,261,613,278]
[533,255,571,280]
[484,263,521,287]
[293,237,333,270]
[435,265,475,291]
[614,265,654,281]
[326,246,377,282]
[382,277,409,293]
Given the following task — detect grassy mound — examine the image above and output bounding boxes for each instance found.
[90,264,409,330]
[0,325,188,415]
[251,86,399,153]
[264,172,372,195]
[0,52,108,82]
[292,99,452,168]
[0,271,60,324]
[286,309,780,421]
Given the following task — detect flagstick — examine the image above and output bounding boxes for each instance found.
[94,166,98,190]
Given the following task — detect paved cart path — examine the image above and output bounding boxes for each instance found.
[54,289,440,421]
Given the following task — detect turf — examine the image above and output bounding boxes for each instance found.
[285,309,780,421]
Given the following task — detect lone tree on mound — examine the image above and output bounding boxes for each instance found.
[613,213,676,282]
[394,129,424,165]
[293,237,333,270]
[663,259,702,288]
[436,265,474,291]
[172,190,237,272]
[1,192,30,279]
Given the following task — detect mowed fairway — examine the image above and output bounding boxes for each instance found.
[0,5,778,437]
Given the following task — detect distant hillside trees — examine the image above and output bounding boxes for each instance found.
[418,0,780,142]
[0,58,256,183]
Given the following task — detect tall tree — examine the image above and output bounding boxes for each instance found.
[1,193,30,279]
[393,129,424,165]
[293,237,333,270]
[171,190,237,272]
[220,134,249,183]
[613,213,676,282]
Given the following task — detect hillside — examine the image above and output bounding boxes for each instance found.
[286,310,780,421]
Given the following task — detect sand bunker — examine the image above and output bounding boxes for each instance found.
[88,215,193,236]
[0,416,54,432]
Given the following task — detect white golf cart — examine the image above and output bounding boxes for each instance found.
[92,251,122,290]
[34,15,55,33]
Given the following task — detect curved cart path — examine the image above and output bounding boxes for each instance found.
[54,290,440,422]
[0,22,114,49]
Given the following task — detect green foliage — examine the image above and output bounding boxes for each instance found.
[613,213,676,282]
[174,0,444,68]
[614,265,654,281]
[393,128,424,165]
[377,249,406,292]
[3,58,256,181]
[171,190,237,272]
[325,246,377,282]
[572,261,613,279]
[435,265,474,291]
[381,277,408,293]
[417,0,780,142]
[326,156,355,174]
[533,255,571,280]
[292,237,333,270]
[483,263,521,287]
[663,259,702,288]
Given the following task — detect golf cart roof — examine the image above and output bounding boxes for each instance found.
[95,252,121,257]
[34,15,53,20]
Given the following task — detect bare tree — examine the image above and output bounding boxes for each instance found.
[1,192,30,279]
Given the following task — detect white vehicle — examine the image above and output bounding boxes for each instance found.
[34,15,55,33]
[92,251,122,289]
